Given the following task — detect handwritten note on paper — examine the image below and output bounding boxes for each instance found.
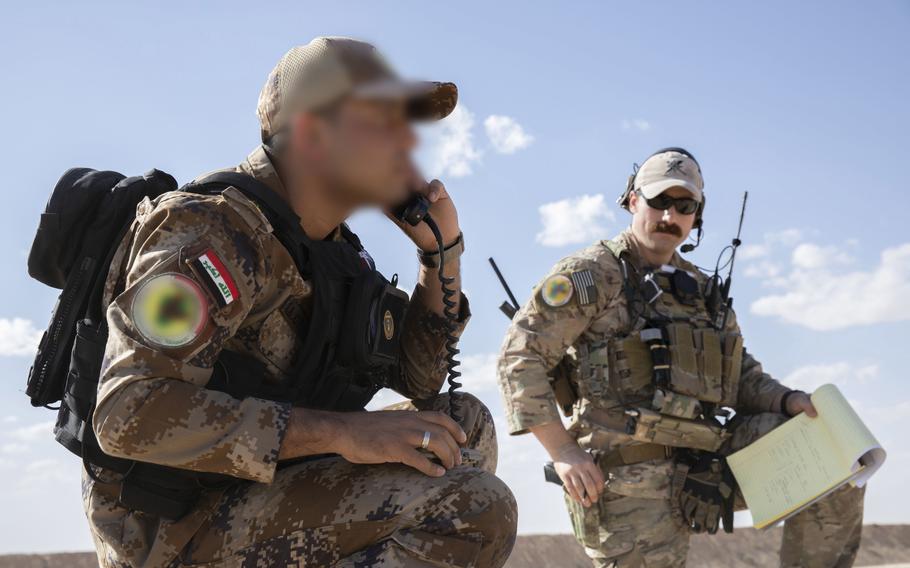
[727,384,884,529]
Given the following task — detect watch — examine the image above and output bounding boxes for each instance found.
[418,233,465,268]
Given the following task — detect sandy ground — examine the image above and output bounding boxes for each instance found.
[502,525,910,568]
[0,525,907,567]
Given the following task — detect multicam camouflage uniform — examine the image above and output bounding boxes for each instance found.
[497,229,863,568]
[86,145,517,568]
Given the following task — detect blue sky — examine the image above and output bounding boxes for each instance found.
[0,0,908,554]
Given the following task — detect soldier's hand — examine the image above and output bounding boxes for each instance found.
[785,391,817,418]
[553,444,605,508]
[387,170,460,252]
[335,410,467,477]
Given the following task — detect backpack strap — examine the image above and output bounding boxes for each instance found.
[192,171,300,232]
[184,171,315,277]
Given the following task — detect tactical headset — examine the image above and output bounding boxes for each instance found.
[616,146,705,252]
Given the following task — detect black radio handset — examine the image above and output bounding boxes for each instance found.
[393,194,463,420]
[392,194,431,227]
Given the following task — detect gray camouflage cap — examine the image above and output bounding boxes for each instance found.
[257,36,458,142]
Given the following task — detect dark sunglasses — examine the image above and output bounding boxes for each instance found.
[636,190,700,215]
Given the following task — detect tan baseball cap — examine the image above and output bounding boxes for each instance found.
[257,36,458,142]
[634,149,704,202]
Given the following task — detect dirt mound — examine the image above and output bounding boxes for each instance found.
[1,525,907,567]
[504,525,910,567]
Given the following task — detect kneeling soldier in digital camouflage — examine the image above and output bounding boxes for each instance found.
[496,148,864,567]
[87,37,516,567]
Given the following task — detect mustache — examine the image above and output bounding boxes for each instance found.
[653,222,683,237]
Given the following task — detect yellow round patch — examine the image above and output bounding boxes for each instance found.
[541,274,574,307]
[132,273,208,348]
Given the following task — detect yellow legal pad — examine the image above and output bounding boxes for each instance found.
[727,384,886,529]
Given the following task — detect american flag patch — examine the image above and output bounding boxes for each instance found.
[570,269,597,306]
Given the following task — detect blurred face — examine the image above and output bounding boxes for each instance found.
[629,186,698,259]
[288,98,417,206]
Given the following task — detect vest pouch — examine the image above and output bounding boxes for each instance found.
[666,323,700,397]
[721,334,744,405]
[578,342,608,399]
[652,388,703,420]
[337,270,408,368]
[625,407,728,452]
[608,337,652,396]
[693,328,723,403]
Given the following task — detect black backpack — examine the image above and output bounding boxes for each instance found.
[26,168,256,518]
[27,168,177,409]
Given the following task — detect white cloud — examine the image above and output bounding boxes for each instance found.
[19,458,71,489]
[425,105,482,178]
[781,362,879,392]
[743,259,783,282]
[535,194,615,247]
[791,243,852,270]
[751,242,910,330]
[739,243,770,260]
[0,317,42,357]
[459,352,499,394]
[483,115,533,154]
[9,421,55,443]
[740,228,805,262]
[621,119,651,132]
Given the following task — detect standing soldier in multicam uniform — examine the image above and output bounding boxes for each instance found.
[85,37,516,568]
[497,148,864,567]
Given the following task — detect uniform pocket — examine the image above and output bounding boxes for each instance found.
[603,459,674,500]
[565,491,605,549]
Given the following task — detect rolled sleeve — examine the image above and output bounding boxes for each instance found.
[394,294,471,400]
[497,252,617,435]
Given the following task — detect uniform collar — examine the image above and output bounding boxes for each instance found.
[612,228,685,272]
[239,145,287,197]
[238,145,344,242]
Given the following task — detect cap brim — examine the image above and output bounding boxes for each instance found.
[352,79,458,121]
[639,179,703,202]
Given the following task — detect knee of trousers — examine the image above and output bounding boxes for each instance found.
[452,392,494,434]
[424,391,498,467]
[448,469,518,547]
[454,392,499,472]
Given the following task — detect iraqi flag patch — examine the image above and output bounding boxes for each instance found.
[193,249,240,307]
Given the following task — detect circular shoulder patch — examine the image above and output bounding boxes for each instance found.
[541,274,574,307]
[132,273,208,348]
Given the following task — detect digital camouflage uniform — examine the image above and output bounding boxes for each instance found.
[497,229,863,568]
[86,145,517,568]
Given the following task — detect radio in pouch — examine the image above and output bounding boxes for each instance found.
[338,270,409,368]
